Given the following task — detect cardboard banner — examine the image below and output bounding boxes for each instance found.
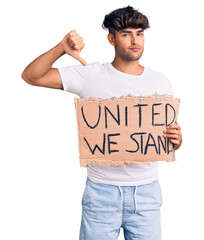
[74,93,180,168]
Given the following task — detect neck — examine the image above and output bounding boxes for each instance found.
[111,58,144,75]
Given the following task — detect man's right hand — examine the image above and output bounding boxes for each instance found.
[60,30,87,66]
[21,29,87,90]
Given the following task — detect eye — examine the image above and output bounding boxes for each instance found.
[122,34,130,37]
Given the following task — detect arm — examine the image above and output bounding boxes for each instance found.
[21,30,87,90]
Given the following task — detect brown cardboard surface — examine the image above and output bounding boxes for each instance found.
[74,93,180,168]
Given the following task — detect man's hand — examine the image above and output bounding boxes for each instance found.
[163,122,182,150]
[60,29,87,66]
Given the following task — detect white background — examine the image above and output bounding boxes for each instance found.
[0,0,203,239]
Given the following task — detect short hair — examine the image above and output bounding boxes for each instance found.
[102,5,150,37]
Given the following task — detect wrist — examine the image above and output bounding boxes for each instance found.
[55,42,66,57]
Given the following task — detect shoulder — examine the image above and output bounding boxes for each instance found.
[58,61,101,71]
[73,61,109,75]
[83,61,102,69]
[145,66,172,85]
[145,66,174,95]
[58,61,110,75]
[146,66,169,79]
[57,61,103,78]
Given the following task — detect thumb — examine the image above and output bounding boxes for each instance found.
[75,54,87,66]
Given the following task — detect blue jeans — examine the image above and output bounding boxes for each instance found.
[79,177,163,240]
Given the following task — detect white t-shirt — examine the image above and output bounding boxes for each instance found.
[58,62,174,186]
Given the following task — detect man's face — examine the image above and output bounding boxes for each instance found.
[111,28,145,61]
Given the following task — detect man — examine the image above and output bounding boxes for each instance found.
[21,5,182,240]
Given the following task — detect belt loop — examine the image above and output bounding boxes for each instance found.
[134,185,138,213]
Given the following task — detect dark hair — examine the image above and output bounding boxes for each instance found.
[102,5,150,37]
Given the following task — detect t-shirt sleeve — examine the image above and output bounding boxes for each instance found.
[159,74,174,96]
[57,62,98,96]
[164,76,174,95]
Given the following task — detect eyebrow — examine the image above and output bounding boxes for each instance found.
[120,29,144,34]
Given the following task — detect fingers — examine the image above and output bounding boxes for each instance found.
[167,123,181,130]
[62,29,87,65]
[164,124,181,137]
[67,30,85,51]
[71,49,87,65]
[163,122,182,148]
[69,38,84,50]
[74,55,87,66]
[168,139,180,145]
[163,128,182,139]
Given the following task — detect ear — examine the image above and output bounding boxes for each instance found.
[107,33,115,46]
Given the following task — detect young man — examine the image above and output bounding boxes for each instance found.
[21,5,182,240]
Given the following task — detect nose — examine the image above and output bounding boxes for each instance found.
[131,35,138,45]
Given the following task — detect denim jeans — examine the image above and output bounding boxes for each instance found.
[79,177,163,240]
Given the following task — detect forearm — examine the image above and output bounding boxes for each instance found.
[21,42,65,81]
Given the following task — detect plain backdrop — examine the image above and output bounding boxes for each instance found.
[0,0,203,239]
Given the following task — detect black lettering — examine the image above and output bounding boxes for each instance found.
[107,133,120,154]
[83,133,106,155]
[133,104,148,128]
[125,106,128,127]
[167,137,174,154]
[144,133,158,154]
[81,105,101,129]
[140,132,146,154]
[165,103,176,127]
[167,137,170,154]
[152,103,165,126]
[158,135,167,154]
[104,104,120,129]
[126,132,147,153]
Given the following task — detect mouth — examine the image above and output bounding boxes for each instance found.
[130,47,140,52]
